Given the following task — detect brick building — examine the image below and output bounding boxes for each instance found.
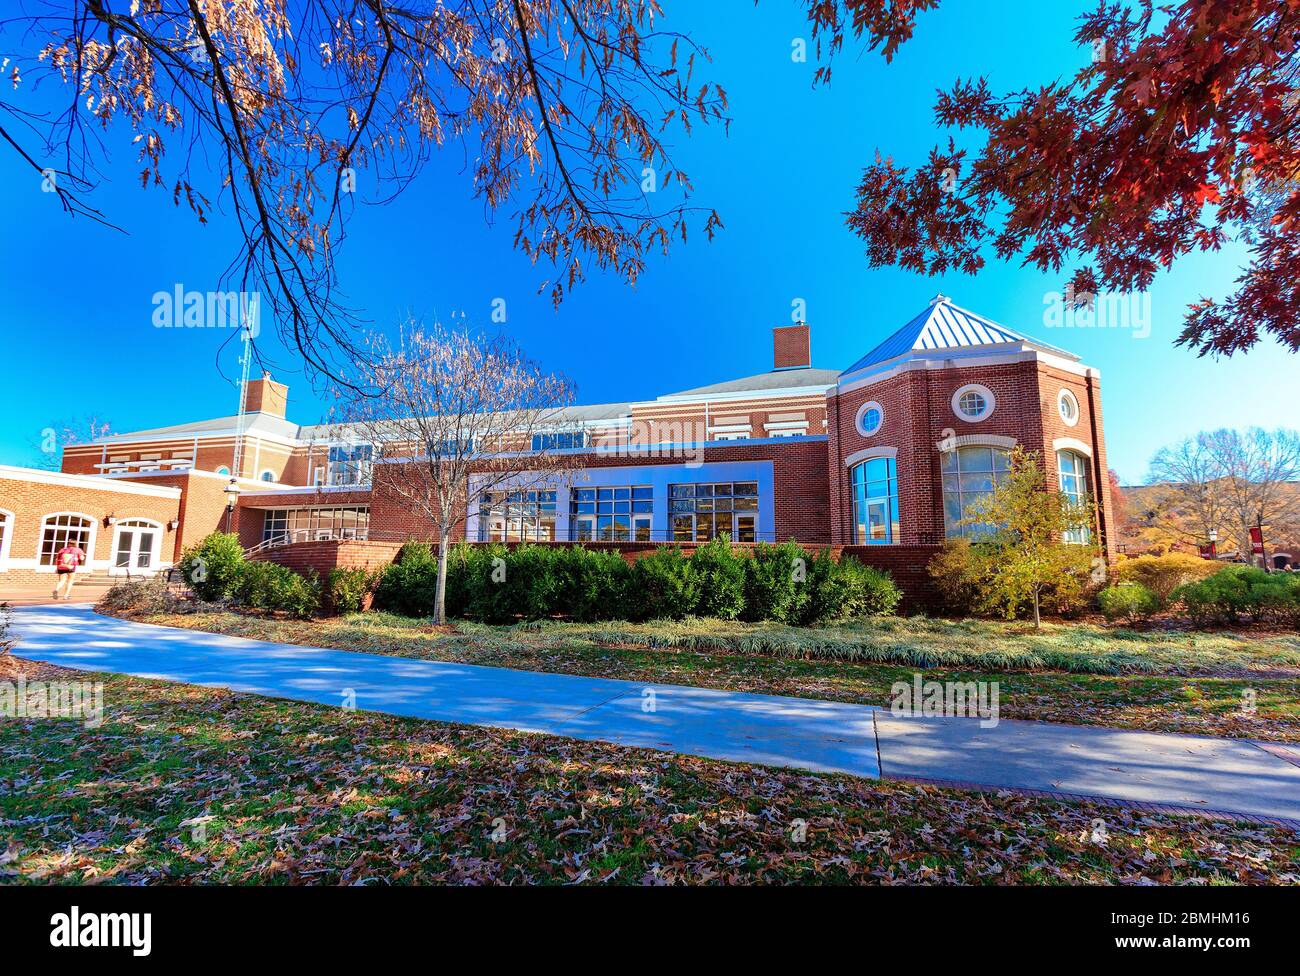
[0,297,1114,598]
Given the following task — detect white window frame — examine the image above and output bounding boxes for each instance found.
[109,518,165,576]
[951,383,996,423]
[855,401,885,437]
[0,508,14,571]
[36,512,97,573]
[1058,389,1081,427]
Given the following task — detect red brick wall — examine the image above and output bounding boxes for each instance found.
[773,324,811,369]
[250,539,406,576]
[828,359,1114,558]
[0,473,181,589]
[243,375,289,418]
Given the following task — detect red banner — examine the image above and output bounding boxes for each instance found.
[1249,526,1264,555]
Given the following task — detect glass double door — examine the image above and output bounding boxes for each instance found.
[114,524,157,572]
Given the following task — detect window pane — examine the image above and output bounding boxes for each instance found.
[735,515,756,543]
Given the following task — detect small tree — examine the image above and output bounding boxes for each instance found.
[952,448,1099,628]
[336,322,576,624]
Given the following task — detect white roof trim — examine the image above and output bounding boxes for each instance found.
[648,384,833,405]
[836,349,1096,397]
[0,465,182,498]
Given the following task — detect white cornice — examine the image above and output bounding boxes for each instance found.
[0,465,183,498]
[836,349,1096,398]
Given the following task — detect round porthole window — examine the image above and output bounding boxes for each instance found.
[1058,389,1080,426]
[855,401,885,437]
[951,384,995,422]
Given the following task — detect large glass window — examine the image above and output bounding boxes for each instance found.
[850,457,899,544]
[39,514,93,565]
[569,485,652,541]
[478,490,557,542]
[941,447,1011,538]
[1057,450,1092,544]
[262,506,371,544]
[328,444,373,485]
[532,431,588,451]
[668,482,759,542]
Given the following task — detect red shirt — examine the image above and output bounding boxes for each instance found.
[55,545,86,571]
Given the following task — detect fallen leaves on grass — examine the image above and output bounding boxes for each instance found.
[1,658,1297,886]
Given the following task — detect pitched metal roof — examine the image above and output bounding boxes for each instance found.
[841,296,1078,377]
[658,367,839,400]
[95,411,303,443]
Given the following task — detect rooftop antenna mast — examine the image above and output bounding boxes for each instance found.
[231,319,254,481]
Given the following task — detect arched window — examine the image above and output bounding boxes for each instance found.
[0,509,13,568]
[941,447,1011,538]
[215,465,231,476]
[260,470,276,482]
[850,457,899,544]
[1057,450,1092,544]
[111,518,163,573]
[39,513,94,567]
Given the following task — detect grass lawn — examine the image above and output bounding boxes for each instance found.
[130,609,1300,742]
[1,655,1296,885]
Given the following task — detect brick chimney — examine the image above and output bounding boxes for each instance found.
[773,324,810,370]
[243,372,289,418]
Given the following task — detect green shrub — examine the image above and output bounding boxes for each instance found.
[690,536,747,620]
[178,532,245,601]
[327,567,374,615]
[462,542,513,623]
[503,544,564,620]
[1114,553,1219,605]
[235,562,321,618]
[1255,574,1300,626]
[743,541,808,624]
[796,551,902,624]
[838,556,903,619]
[1170,565,1298,627]
[553,546,634,623]
[373,557,439,617]
[632,546,699,620]
[394,541,436,566]
[1097,582,1161,624]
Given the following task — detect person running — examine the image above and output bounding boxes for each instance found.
[52,540,87,600]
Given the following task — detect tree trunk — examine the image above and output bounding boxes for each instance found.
[1032,588,1042,630]
[434,527,450,625]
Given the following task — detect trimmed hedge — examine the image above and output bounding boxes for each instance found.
[1172,565,1300,627]
[373,540,901,624]
[1097,582,1160,624]
[235,562,321,618]
[178,532,245,602]
[327,567,375,615]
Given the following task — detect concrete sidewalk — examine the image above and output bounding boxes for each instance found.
[8,604,1300,823]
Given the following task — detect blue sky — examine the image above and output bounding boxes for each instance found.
[0,0,1291,482]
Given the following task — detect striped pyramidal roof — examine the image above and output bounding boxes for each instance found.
[841,295,1077,377]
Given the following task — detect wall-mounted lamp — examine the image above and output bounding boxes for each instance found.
[168,519,180,531]
[104,515,117,527]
